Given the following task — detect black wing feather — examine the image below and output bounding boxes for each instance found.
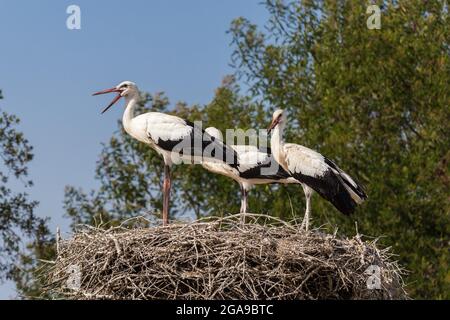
[239,157,291,180]
[324,158,367,201]
[152,120,240,168]
[292,169,357,215]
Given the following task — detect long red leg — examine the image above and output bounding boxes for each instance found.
[162,165,171,226]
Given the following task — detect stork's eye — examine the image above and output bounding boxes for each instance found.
[121,84,128,89]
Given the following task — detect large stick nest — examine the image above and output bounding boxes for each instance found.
[45,214,407,300]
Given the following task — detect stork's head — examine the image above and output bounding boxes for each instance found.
[205,127,223,141]
[268,109,287,134]
[93,81,139,114]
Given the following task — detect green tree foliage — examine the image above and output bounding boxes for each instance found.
[40,0,449,299]
[228,0,449,298]
[11,221,54,298]
[0,90,50,290]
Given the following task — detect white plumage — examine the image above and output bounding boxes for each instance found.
[93,81,238,225]
[268,109,367,230]
[145,114,191,144]
[126,112,197,165]
[92,82,366,229]
[284,143,329,178]
[202,127,296,215]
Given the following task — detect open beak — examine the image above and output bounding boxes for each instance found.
[92,87,123,114]
[267,117,280,135]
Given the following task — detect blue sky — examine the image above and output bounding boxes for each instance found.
[0,0,268,298]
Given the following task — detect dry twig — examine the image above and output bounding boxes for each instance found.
[44,214,407,300]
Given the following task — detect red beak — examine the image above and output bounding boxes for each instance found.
[92,87,123,114]
[267,117,280,134]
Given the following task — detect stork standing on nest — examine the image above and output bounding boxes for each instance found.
[202,127,298,216]
[93,81,239,226]
[267,109,367,230]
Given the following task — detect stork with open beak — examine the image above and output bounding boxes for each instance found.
[93,81,239,225]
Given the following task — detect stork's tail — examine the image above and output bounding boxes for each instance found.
[324,158,367,205]
[292,163,367,216]
[328,181,360,215]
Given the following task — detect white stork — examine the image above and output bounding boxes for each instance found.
[268,109,367,230]
[93,81,239,226]
[202,127,299,216]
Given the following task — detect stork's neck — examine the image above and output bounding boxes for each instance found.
[270,124,285,166]
[122,96,138,132]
